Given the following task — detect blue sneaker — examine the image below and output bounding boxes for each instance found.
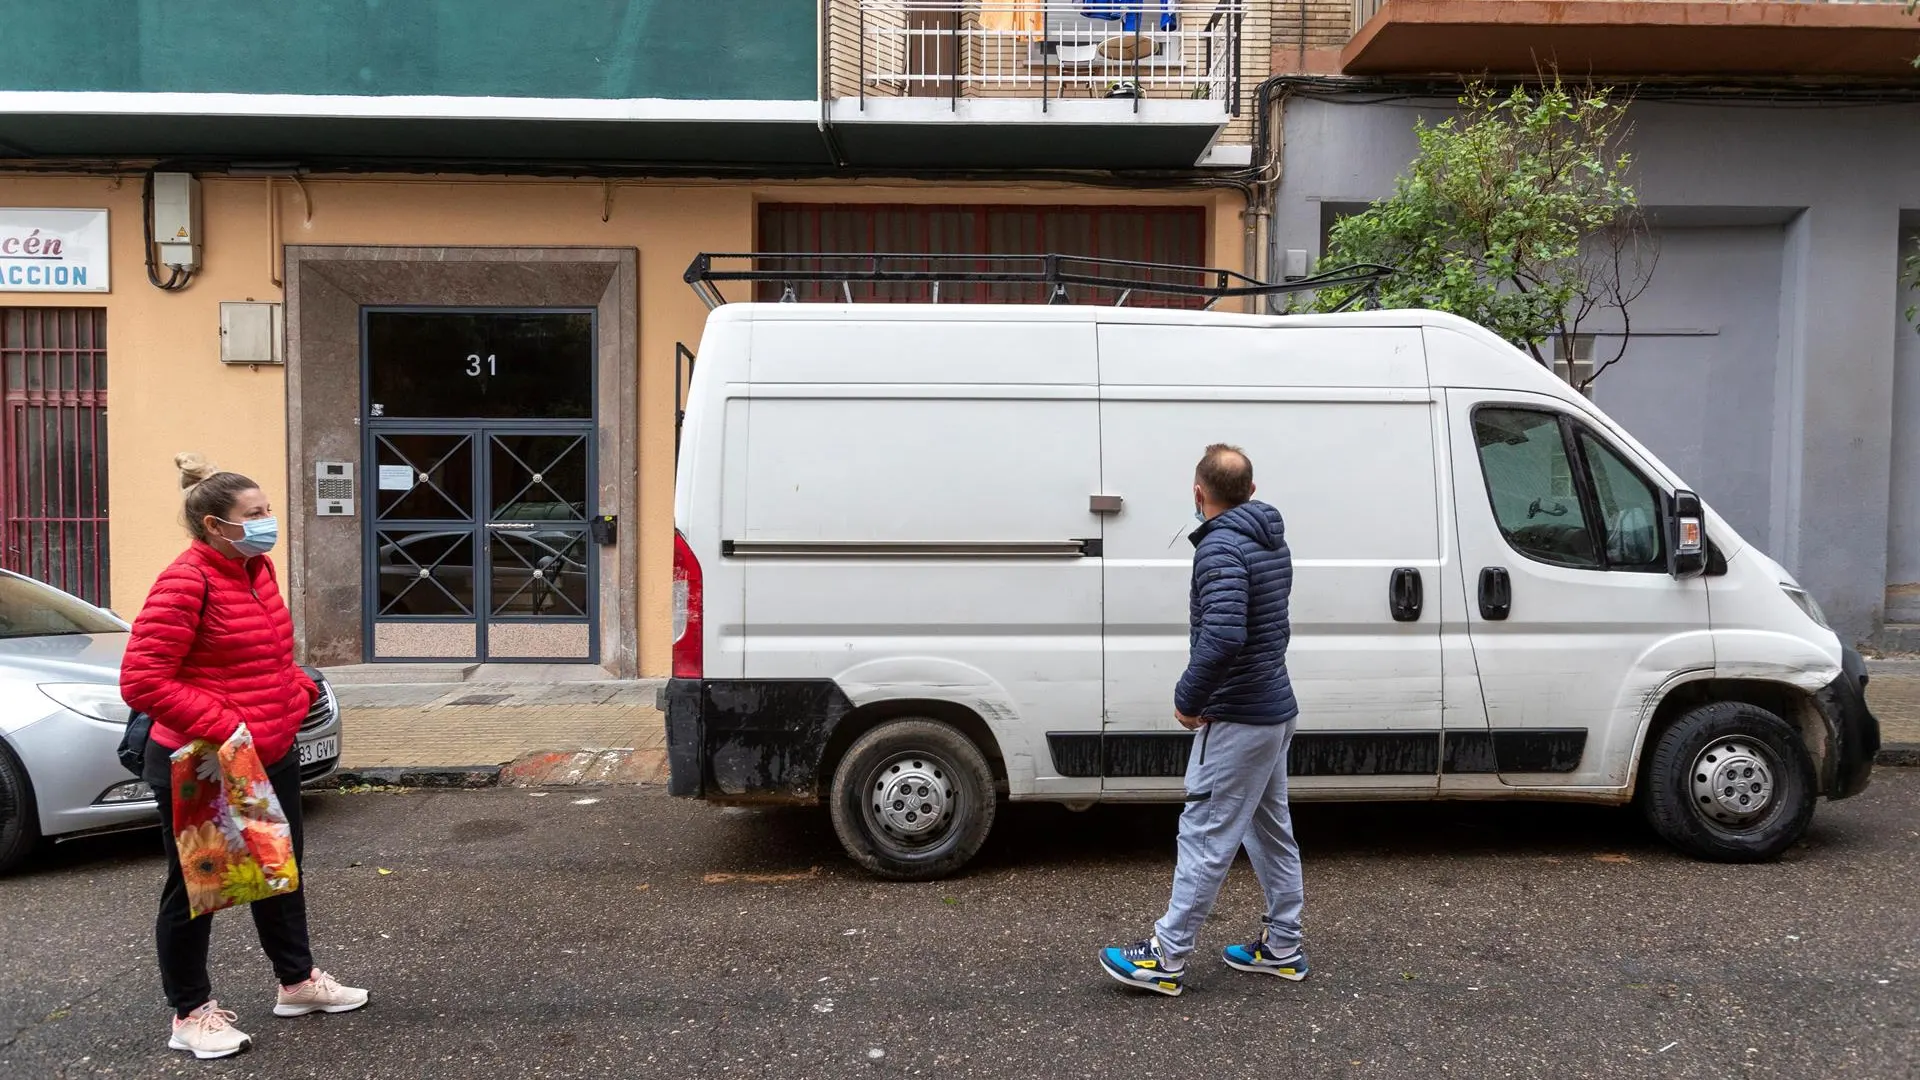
[1222,939,1310,981]
[1100,937,1185,997]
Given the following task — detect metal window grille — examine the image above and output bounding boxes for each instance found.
[0,308,109,605]
[756,203,1211,308]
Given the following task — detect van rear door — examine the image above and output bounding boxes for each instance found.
[1093,322,1454,797]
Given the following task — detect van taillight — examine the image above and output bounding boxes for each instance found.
[671,529,703,679]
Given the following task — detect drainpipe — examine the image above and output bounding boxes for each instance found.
[817,0,848,167]
[1241,73,1293,310]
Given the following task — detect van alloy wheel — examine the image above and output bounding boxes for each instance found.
[829,718,998,881]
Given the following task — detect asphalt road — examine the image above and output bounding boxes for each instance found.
[3,772,1918,1080]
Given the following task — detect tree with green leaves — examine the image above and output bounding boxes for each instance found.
[1309,79,1656,392]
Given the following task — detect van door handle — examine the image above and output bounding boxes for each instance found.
[1089,494,1124,514]
[1389,567,1423,622]
[1478,567,1512,621]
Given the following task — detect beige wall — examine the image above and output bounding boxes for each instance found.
[0,174,1242,674]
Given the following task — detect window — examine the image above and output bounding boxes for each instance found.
[1579,432,1665,570]
[365,311,593,420]
[755,204,1208,308]
[1473,409,1600,568]
[1553,334,1595,398]
[1473,406,1670,572]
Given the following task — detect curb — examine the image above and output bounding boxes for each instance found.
[1879,744,1920,768]
[320,765,502,789]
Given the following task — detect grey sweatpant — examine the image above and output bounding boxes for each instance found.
[1153,719,1303,963]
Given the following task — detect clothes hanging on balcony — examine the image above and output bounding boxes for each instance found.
[978,1,1045,40]
[1081,0,1177,32]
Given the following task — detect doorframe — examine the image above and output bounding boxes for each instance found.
[283,246,639,675]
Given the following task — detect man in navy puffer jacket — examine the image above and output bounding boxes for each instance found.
[1101,444,1308,997]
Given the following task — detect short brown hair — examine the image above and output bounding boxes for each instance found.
[176,452,259,542]
[1195,444,1253,507]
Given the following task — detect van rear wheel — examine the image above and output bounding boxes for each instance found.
[829,719,996,881]
[1640,701,1816,863]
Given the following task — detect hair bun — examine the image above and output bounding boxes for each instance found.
[175,452,219,490]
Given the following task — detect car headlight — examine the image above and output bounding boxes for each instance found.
[1781,584,1830,630]
[39,683,133,724]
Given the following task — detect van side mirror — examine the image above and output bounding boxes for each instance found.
[1668,489,1707,580]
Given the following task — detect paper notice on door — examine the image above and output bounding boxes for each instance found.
[377,465,415,491]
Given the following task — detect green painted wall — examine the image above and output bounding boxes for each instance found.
[1,0,815,100]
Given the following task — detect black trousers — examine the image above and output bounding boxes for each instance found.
[145,738,314,1017]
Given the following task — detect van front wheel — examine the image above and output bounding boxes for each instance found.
[1641,701,1817,863]
[829,719,997,881]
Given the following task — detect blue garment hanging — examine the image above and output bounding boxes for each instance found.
[1081,0,1177,32]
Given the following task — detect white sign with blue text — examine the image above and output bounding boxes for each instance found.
[0,208,110,293]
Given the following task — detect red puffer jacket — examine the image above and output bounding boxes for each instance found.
[121,541,318,767]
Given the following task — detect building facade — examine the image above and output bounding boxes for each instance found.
[1265,0,1920,647]
[0,0,1278,675]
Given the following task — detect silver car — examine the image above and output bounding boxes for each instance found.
[0,569,341,874]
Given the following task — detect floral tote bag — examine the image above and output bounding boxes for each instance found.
[169,725,301,918]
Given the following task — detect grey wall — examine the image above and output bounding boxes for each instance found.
[1275,96,1920,644]
[1590,224,1786,548]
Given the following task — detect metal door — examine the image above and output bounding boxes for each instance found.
[362,309,597,663]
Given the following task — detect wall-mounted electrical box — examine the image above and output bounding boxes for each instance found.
[220,302,284,365]
[152,172,202,271]
[315,461,355,517]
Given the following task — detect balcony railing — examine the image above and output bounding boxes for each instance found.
[844,1,1243,113]
[1354,0,1916,36]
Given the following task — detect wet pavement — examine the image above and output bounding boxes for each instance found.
[2,772,1917,1079]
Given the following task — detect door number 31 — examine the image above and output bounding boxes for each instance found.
[465,354,497,377]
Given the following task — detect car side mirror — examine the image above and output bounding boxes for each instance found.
[1668,489,1707,580]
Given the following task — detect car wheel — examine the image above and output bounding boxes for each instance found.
[0,742,42,875]
[829,719,997,882]
[1640,701,1817,863]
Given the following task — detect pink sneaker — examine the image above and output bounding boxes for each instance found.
[274,969,369,1018]
[168,1001,251,1059]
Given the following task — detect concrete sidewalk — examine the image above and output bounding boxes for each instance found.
[331,678,667,785]
[324,662,1920,785]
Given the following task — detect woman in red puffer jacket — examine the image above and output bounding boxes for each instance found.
[120,453,369,1060]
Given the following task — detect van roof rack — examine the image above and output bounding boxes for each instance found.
[683,252,1395,312]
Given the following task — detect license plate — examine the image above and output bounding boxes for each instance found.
[298,736,339,767]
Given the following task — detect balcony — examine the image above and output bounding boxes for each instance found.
[825,1,1254,169]
[1342,0,1920,79]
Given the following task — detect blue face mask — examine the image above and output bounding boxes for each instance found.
[218,516,279,557]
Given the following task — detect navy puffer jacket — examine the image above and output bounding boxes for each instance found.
[1174,500,1298,725]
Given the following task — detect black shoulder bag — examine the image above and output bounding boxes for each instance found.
[116,570,211,776]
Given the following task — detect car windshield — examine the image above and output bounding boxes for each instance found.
[0,574,123,639]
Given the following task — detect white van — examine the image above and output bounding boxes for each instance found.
[663,301,1880,880]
